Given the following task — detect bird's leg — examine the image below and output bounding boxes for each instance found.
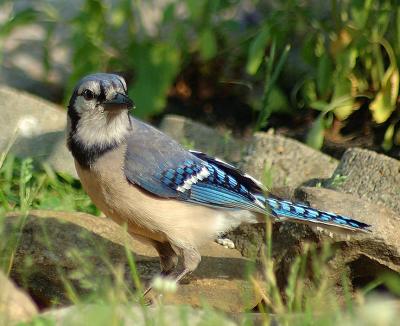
[143,241,178,297]
[154,241,179,276]
[169,247,201,283]
[143,246,201,299]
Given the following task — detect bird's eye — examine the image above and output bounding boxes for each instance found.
[82,89,95,101]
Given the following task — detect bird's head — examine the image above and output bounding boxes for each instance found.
[67,73,134,148]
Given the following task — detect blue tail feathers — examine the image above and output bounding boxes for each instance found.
[186,150,371,232]
[260,196,371,232]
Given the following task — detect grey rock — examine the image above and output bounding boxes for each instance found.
[4,210,263,312]
[228,187,400,293]
[160,116,339,189]
[0,86,76,177]
[4,210,146,308]
[327,148,400,215]
[0,271,38,324]
[295,187,400,271]
[241,132,339,188]
[160,114,243,163]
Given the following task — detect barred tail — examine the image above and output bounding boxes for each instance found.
[261,196,371,232]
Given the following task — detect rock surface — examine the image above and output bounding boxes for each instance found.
[160,114,242,163]
[228,186,400,292]
[4,210,262,312]
[0,271,38,323]
[160,115,339,188]
[0,86,76,177]
[296,187,400,271]
[241,132,339,188]
[327,148,400,215]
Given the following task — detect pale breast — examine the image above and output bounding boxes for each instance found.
[75,144,168,242]
[74,144,249,248]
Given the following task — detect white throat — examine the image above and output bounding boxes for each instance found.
[72,108,130,148]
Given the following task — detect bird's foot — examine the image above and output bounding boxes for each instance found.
[215,237,235,249]
[142,269,183,301]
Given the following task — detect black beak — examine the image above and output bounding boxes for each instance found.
[102,93,135,111]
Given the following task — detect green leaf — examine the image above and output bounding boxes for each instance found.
[255,43,290,130]
[302,80,318,104]
[129,42,181,118]
[336,48,358,74]
[332,76,355,120]
[382,124,395,151]
[199,28,217,60]
[309,100,329,111]
[397,7,400,51]
[370,68,399,123]
[246,25,270,75]
[317,52,333,96]
[383,273,400,296]
[374,1,391,37]
[162,3,176,24]
[186,0,205,22]
[306,113,325,149]
[350,0,372,29]
[265,87,291,114]
[302,34,317,64]
[110,6,126,28]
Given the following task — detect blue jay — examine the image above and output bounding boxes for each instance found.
[67,73,370,288]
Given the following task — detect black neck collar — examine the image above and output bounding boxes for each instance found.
[67,107,120,168]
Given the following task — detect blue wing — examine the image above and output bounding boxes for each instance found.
[184,150,266,211]
[159,151,266,211]
[123,117,265,211]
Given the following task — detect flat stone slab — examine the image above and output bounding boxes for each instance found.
[4,210,262,312]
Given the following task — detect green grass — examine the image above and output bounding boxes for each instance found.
[0,155,98,215]
[0,154,98,277]
[0,154,399,325]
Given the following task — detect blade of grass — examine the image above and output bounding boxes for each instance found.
[255,42,290,131]
[0,128,17,170]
